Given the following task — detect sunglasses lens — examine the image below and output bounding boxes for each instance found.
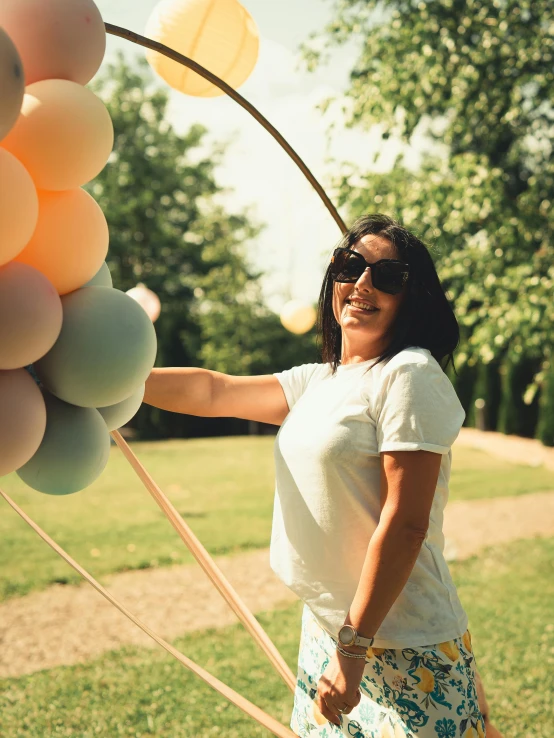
[373,263,408,294]
[330,250,364,282]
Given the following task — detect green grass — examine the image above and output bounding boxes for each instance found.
[0,437,553,602]
[0,536,552,738]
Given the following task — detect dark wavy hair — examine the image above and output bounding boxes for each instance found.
[317,214,460,375]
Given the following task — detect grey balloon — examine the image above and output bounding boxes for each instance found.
[35,287,157,408]
[97,383,145,431]
[16,391,110,495]
[83,261,113,288]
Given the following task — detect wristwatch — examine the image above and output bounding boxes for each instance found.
[338,624,374,650]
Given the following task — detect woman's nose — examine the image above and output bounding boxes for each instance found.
[355,267,374,291]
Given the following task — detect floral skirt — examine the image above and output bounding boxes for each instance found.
[291,605,485,738]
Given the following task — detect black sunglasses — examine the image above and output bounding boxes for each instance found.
[330,248,410,295]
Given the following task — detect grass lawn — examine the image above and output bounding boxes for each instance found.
[0,437,553,601]
[0,536,552,738]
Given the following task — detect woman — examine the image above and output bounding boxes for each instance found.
[144,214,502,737]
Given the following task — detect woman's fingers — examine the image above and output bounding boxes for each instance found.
[317,695,341,726]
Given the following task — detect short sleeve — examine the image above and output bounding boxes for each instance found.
[375,360,466,454]
[273,363,324,412]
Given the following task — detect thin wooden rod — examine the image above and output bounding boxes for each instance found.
[110,430,296,693]
[104,22,347,235]
[0,487,296,738]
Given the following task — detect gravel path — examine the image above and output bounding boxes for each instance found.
[1,430,553,679]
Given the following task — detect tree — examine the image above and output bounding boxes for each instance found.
[87,56,315,439]
[304,0,554,440]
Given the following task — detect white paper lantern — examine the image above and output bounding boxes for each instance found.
[280,300,317,335]
[126,284,161,323]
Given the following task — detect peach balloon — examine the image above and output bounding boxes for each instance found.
[0,369,47,477]
[0,0,105,86]
[0,28,24,141]
[1,79,114,191]
[0,262,63,369]
[126,284,162,322]
[15,189,109,296]
[0,149,38,266]
[145,0,259,98]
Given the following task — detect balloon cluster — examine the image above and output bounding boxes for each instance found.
[0,0,157,496]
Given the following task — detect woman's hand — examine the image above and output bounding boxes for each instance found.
[316,649,365,726]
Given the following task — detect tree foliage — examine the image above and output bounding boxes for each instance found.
[304,0,553,438]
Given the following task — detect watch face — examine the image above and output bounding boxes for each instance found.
[338,625,355,646]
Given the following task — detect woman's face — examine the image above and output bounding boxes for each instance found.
[332,234,407,357]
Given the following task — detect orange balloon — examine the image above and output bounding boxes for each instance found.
[15,189,109,296]
[0,368,46,477]
[0,0,106,86]
[1,79,114,191]
[0,262,62,369]
[0,148,38,266]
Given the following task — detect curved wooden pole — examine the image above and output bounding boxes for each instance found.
[0,487,296,738]
[104,22,347,235]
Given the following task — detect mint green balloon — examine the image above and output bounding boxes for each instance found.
[97,383,145,431]
[16,391,110,495]
[83,261,113,288]
[35,287,157,408]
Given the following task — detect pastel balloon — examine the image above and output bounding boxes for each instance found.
[145,0,259,98]
[0,0,105,86]
[0,148,38,266]
[97,384,146,432]
[15,188,109,296]
[0,369,46,477]
[280,300,317,335]
[84,261,113,288]
[16,391,110,495]
[36,287,157,409]
[126,283,161,322]
[0,262,63,370]
[1,80,114,191]
[0,28,24,141]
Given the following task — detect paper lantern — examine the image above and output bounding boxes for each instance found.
[0,149,38,266]
[15,188,109,296]
[16,391,110,495]
[0,28,24,142]
[145,0,259,98]
[0,0,105,86]
[84,261,113,289]
[1,79,114,191]
[97,384,146,432]
[35,287,157,409]
[0,369,46,477]
[126,284,161,322]
[0,262,63,370]
[280,300,317,335]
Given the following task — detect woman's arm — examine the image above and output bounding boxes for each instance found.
[344,449,441,638]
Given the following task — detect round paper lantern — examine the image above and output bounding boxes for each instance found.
[0,0,105,86]
[0,262,63,370]
[1,79,114,191]
[145,0,259,98]
[15,188,109,296]
[280,300,317,335]
[97,384,146,432]
[126,283,161,322]
[16,391,110,495]
[0,149,38,266]
[84,261,113,289]
[35,287,157,409]
[0,369,46,477]
[0,28,24,142]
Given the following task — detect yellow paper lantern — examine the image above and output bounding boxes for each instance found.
[145,0,259,98]
[280,300,317,335]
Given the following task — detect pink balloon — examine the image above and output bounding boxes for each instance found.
[0,0,106,86]
[0,262,63,370]
[126,284,162,322]
[0,368,46,477]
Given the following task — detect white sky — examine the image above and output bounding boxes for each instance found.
[94,0,426,311]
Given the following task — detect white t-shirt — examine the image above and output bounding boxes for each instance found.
[271,346,468,648]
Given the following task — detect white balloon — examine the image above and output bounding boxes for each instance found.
[280,300,317,335]
[126,283,161,323]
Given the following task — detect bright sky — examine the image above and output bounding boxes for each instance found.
[94,0,422,311]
